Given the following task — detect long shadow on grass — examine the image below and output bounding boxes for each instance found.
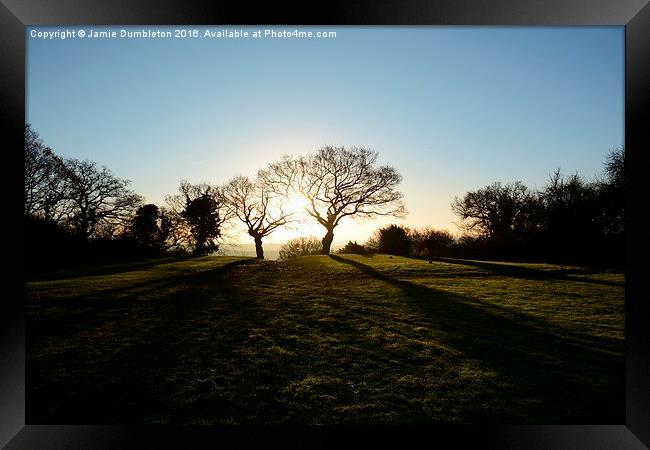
[27,256,197,282]
[26,259,260,344]
[27,258,261,424]
[438,257,623,288]
[329,255,624,423]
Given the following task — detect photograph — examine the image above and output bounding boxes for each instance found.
[24,25,626,425]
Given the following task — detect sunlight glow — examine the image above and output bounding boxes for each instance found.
[283,193,311,218]
[265,193,323,243]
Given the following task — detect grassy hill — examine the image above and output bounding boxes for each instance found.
[25,254,624,424]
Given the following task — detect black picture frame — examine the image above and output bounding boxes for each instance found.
[2,1,648,448]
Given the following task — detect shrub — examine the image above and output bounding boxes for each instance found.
[411,228,455,259]
[166,246,190,257]
[278,236,322,260]
[375,224,412,256]
[337,241,367,255]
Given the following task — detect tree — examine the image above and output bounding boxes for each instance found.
[451,181,530,240]
[132,204,163,250]
[264,146,406,254]
[604,147,624,189]
[372,224,412,256]
[539,170,600,261]
[159,207,190,252]
[166,181,230,256]
[225,175,292,259]
[278,236,322,260]
[25,126,142,239]
[412,227,455,260]
[541,170,599,234]
[24,125,69,222]
[25,124,49,216]
[597,147,624,236]
[58,158,143,240]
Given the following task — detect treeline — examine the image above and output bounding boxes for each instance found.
[25,124,232,273]
[338,149,624,267]
[449,154,624,266]
[24,125,406,273]
[25,122,623,273]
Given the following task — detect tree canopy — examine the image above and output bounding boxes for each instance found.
[264,146,406,254]
[225,175,292,259]
[166,181,231,256]
[451,181,530,239]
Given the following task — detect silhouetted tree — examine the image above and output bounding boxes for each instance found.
[24,126,152,271]
[605,147,624,188]
[539,170,600,262]
[24,125,70,222]
[452,181,531,240]
[264,146,406,255]
[159,207,189,251]
[225,175,292,259]
[132,204,163,250]
[451,233,489,259]
[371,224,412,256]
[49,158,143,240]
[166,181,230,256]
[25,124,50,215]
[412,228,455,260]
[597,147,625,237]
[278,236,322,260]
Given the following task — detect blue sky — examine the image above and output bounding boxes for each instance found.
[27,26,624,245]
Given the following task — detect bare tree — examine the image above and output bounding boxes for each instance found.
[24,125,69,221]
[597,147,625,236]
[24,124,48,215]
[159,206,191,251]
[540,169,600,239]
[265,146,406,254]
[451,181,530,239]
[224,175,292,259]
[60,158,143,239]
[25,125,142,239]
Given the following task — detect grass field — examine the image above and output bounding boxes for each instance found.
[25,254,625,424]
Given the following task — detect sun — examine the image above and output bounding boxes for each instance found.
[264,193,325,243]
[282,193,310,217]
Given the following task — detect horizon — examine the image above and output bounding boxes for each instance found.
[27,26,624,245]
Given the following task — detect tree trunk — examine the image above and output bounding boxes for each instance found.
[321,228,334,255]
[254,236,264,259]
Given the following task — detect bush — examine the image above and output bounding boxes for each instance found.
[411,228,455,259]
[337,241,367,255]
[166,246,190,257]
[278,236,322,260]
[374,224,412,256]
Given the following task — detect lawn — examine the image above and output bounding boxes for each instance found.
[25,254,625,424]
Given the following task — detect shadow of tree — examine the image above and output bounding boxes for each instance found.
[26,258,261,424]
[26,259,263,339]
[27,255,624,425]
[27,255,197,282]
[329,255,624,423]
[438,257,624,288]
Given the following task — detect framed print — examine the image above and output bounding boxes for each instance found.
[2,0,648,448]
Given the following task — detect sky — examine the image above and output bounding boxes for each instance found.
[27,26,624,246]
